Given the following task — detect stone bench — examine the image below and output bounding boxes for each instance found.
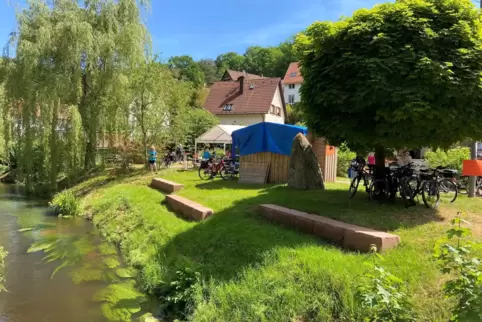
[150,178,184,194]
[258,204,400,252]
[166,195,213,221]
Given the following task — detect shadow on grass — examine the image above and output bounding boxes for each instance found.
[74,168,145,198]
[194,178,277,190]
[156,181,443,284]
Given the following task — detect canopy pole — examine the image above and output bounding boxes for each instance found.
[223,143,226,154]
[194,140,197,164]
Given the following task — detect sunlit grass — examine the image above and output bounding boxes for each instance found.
[77,168,482,321]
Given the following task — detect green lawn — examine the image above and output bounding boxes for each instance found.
[76,168,482,321]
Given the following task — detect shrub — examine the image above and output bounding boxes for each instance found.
[337,143,356,177]
[357,246,415,321]
[49,190,80,217]
[424,147,470,172]
[0,246,7,292]
[162,267,202,318]
[434,212,482,321]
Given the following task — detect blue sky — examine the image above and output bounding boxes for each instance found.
[0,0,385,60]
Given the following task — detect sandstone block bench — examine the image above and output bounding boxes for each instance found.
[150,178,184,194]
[258,204,400,252]
[166,195,213,221]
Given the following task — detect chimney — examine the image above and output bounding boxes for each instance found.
[238,75,245,94]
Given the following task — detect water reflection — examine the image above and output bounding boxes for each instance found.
[0,184,147,322]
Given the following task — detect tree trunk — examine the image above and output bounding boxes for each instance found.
[49,101,59,193]
[142,131,148,169]
[374,146,386,180]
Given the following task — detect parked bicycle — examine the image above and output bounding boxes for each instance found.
[348,157,373,199]
[453,176,482,196]
[198,157,233,180]
[219,159,239,180]
[369,163,416,208]
[408,167,458,207]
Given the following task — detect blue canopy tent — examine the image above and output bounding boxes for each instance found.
[231,122,308,157]
[231,122,308,183]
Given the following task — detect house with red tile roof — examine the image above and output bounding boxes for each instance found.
[203,76,286,125]
[283,62,303,104]
[221,70,265,81]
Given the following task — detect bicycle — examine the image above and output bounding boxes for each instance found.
[198,157,228,180]
[408,167,457,205]
[348,159,373,199]
[369,163,416,208]
[219,159,239,180]
[454,176,482,195]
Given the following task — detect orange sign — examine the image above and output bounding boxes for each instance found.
[326,145,336,156]
[462,160,482,176]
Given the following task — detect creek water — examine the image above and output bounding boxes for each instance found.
[0,184,149,322]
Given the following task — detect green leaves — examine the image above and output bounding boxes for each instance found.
[434,211,482,321]
[49,190,80,217]
[93,280,147,322]
[357,263,415,321]
[296,0,482,152]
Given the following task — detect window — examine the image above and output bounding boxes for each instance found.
[288,84,295,89]
[288,95,295,104]
[223,104,233,111]
[276,107,281,116]
[290,72,297,77]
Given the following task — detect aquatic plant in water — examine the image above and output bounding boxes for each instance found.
[0,246,7,292]
[22,221,146,321]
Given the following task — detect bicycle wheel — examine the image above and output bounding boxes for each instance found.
[422,180,440,209]
[400,178,416,208]
[407,176,420,198]
[363,173,373,193]
[369,179,389,201]
[439,179,457,203]
[198,167,213,180]
[348,176,360,199]
[456,177,469,194]
[220,166,235,180]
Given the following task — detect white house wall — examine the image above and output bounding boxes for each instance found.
[217,114,264,126]
[269,86,285,124]
[283,83,302,104]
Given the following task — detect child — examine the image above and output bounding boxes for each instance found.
[148,146,157,173]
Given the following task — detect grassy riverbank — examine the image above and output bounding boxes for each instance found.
[72,168,482,321]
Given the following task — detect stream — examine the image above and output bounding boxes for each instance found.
[0,184,151,322]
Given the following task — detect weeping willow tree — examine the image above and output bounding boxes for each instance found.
[3,0,149,194]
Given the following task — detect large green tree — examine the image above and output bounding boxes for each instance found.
[168,55,205,88]
[243,46,282,77]
[215,52,245,74]
[198,59,219,85]
[129,59,193,164]
[295,0,482,170]
[4,0,149,193]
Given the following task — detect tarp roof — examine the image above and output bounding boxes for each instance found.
[232,122,308,157]
[195,125,245,144]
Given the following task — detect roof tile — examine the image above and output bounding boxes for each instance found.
[204,78,281,115]
[283,62,303,84]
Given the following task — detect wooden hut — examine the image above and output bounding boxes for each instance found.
[307,134,338,183]
[232,123,337,184]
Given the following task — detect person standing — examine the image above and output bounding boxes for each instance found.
[202,147,211,160]
[367,152,375,166]
[148,146,157,173]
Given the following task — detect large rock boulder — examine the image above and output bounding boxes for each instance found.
[288,133,325,190]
